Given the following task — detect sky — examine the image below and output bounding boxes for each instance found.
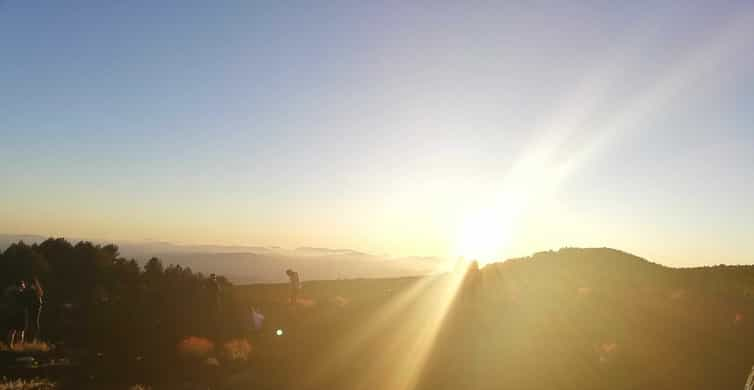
[1,2,754,266]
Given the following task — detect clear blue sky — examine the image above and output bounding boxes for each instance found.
[2,1,754,266]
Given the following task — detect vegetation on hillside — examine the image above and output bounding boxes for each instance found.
[2,241,754,389]
[0,238,243,380]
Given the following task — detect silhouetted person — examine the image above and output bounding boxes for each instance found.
[286,269,300,304]
[7,280,28,348]
[208,273,219,297]
[207,273,221,316]
[250,306,265,332]
[27,277,44,342]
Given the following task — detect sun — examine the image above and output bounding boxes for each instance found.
[454,206,514,265]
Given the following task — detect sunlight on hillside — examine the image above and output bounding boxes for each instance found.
[4,1,754,389]
[305,267,469,389]
[368,269,468,390]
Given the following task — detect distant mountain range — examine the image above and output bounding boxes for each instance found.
[0,234,449,284]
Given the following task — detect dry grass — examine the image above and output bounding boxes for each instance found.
[296,298,317,307]
[223,338,252,361]
[332,295,350,307]
[0,378,56,390]
[205,357,220,366]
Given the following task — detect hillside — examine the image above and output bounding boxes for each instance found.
[3,243,754,389]
[229,248,754,390]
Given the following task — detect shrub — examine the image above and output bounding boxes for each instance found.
[177,336,214,359]
[0,342,51,353]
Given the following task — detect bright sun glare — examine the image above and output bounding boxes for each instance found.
[455,206,513,264]
[452,153,566,265]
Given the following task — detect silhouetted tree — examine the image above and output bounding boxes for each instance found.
[0,238,237,361]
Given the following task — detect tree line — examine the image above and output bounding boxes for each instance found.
[0,237,240,358]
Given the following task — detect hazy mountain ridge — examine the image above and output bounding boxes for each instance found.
[0,234,448,283]
[4,234,750,285]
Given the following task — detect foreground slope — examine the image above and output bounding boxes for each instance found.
[4,245,754,389]
[233,247,754,390]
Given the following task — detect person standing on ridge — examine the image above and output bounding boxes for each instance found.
[7,280,28,348]
[27,277,44,342]
[208,274,220,308]
[286,269,300,305]
[207,274,221,318]
[206,273,221,337]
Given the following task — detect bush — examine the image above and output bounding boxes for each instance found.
[177,336,215,359]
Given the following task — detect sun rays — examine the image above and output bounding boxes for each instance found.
[298,8,754,390]
[302,269,469,390]
[450,7,754,267]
